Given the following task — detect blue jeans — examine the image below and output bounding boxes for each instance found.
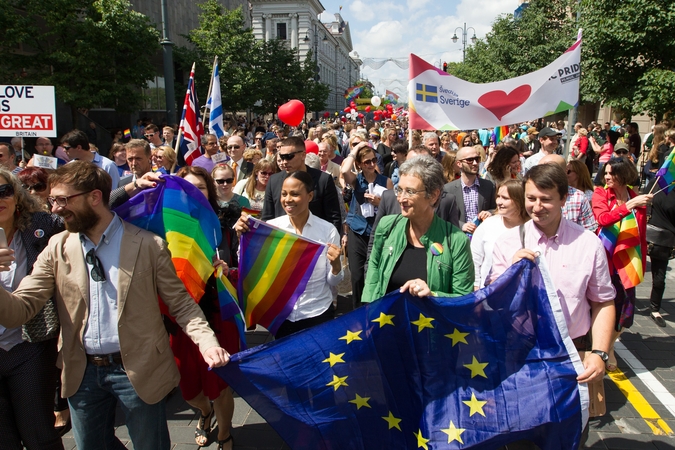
[68,361,170,450]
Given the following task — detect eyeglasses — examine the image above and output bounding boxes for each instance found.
[567,170,573,174]
[61,145,73,151]
[22,182,47,192]
[215,178,235,185]
[394,186,426,198]
[0,184,15,199]
[86,248,106,282]
[361,158,377,166]
[258,171,273,177]
[144,133,155,137]
[615,150,629,155]
[226,145,241,150]
[47,190,92,208]
[460,156,481,164]
[278,150,304,161]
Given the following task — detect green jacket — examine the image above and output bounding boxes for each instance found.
[362,214,474,302]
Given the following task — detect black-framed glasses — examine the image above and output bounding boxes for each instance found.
[215,178,235,185]
[61,145,73,151]
[22,182,47,192]
[86,249,106,282]
[361,158,377,166]
[0,184,15,199]
[226,145,241,150]
[460,156,481,164]
[278,150,303,161]
[47,190,92,208]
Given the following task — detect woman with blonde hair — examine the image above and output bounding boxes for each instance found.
[234,159,276,213]
[377,127,397,167]
[644,124,669,182]
[567,159,594,202]
[152,145,177,174]
[441,152,458,182]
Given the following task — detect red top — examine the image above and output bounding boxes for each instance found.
[591,186,647,274]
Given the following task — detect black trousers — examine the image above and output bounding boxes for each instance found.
[0,338,63,450]
[650,251,670,312]
[275,304,335,339]
[347,228,369,309]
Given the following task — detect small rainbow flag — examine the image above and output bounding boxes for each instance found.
[238,217,325,334]
[216,273,247,350]
[124,128,132,139]
[656,149,675,194]
[491,125,509,144]
[241,206,261,218]
[114,175,246,345]
[598,210,644,289]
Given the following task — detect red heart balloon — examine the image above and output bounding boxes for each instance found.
[365,106,371,112]
[344,107,350,112]
[278,100,305,127]
[358,113,364,118]
[304,140,319,154]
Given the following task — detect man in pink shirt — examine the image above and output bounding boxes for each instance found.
[489,164,615,385]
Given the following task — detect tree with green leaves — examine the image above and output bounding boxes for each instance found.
[0,0,160,121]
[178,0,329,115]
[450,0,575,84]
[580,0,675,119]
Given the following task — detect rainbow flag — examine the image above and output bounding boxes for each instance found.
[344,84,364,103]
[238,217,325,334]
[656,149,675,193]
[114,175,246,344]
[124,128,131,139]
[491,125,509,144]
[598,210,644,289]
[216,273,247,350]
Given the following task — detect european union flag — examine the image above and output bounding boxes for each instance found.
[216,260,587,449]
[416,83,438,103]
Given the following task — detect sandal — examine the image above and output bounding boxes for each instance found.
[217,434,234,450]
[195,402,215,447]
[605,354,618,372]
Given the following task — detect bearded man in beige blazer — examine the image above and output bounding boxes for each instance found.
[0,161,229,450]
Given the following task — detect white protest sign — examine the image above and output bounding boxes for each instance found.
[33,154,58,169]
[212,152,230,164]
[0,85,57,138]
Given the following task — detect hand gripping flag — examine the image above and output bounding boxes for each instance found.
[409,31,582,130]
[238,217,325,335]
[178,63,204,166]
[216,258,588,449]
[206,61,225,138]
[114,175,246,348]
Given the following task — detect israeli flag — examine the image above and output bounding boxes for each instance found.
[207,63,224,138]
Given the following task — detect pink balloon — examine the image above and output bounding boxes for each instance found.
[304,140,319,154]
[278,100,305,127]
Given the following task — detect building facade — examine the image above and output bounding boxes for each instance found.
[250,0,361,112]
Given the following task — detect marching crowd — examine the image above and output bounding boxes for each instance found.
[0,113,674,450]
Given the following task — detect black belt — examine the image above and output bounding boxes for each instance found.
[87,352,123,367]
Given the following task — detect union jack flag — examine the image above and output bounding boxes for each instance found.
[179,63,204,166]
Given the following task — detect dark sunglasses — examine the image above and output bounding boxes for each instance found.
[278,150,303,161]
[258,171,274,176]
[0,184,15,199]
[361,158,377,166]
[460,156,481,164]
[226,145,241,150]
[22,182,47,193]
[215,178,235,185]
[615,149,629,155]
[86,248,106,282]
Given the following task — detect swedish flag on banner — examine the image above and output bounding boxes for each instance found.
[416,83,438,103]
[216,259,587,449]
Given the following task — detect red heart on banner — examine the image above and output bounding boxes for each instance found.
[477,85,532,121]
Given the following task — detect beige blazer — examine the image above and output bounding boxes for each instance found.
[0,221,220,404]
[323,160,341,183]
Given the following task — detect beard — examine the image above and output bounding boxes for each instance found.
[59,202,100,233]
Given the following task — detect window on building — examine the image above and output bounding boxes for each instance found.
[142,76,166,110]
[277,23,287,40]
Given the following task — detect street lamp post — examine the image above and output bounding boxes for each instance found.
[451,23,477,62]
[304,25,327,117]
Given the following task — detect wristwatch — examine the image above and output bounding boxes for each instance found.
[591,349,609,362]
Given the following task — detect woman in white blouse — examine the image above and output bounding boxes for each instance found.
[471,180,529,290]
[235,170,343,338]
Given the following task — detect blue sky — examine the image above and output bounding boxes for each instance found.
[318,0,520,101]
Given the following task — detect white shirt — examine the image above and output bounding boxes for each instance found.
[470,215,510,289]
[267,212,343,322]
